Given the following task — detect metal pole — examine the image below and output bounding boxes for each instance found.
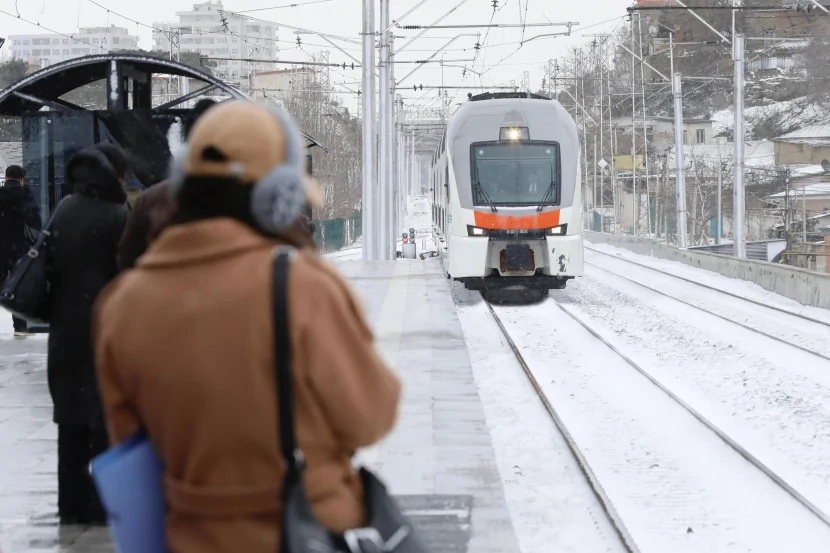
[593,136,598,230]
[638,14,652,236]
[733,34,745,257]
[387,29,396,259]
[606,39,618,234]
[579,52,590,228]
[669,32,674,78]
[630,21,638,235]
[672,72,688,247]
[598,41,605,230]
[378,0,390,260]
[611,124,618,234]
[410,128,416,209]
[361,0,376,260]
[717,148,722,245]
[802,180,808,245]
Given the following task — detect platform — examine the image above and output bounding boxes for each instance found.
[0,258,520,553]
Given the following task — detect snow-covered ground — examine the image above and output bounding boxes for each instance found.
[449,234,830,551]
[480,294,830,552]
[573,244,830,520]
[453,287,628,553]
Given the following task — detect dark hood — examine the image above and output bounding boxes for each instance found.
[67,148,128,204]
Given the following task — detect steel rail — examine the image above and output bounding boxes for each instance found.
[585,246,830,328]
[483,298,641,553]
[550,296,830,528]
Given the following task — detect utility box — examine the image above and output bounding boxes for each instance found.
[402,242,417,259]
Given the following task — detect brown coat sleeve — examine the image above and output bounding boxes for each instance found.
[298,265,401,450]
[92,279,142,444]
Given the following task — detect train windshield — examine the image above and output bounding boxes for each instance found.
[471,141,560,207]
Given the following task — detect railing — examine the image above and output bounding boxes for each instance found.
[312,210,363,254]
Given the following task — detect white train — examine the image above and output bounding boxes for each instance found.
[430,91,584,297]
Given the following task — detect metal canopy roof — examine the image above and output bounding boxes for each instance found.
[0,53,327,152]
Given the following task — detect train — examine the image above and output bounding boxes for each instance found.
[430,91,584,299]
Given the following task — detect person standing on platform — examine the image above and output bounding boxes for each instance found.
[0,165,41,335]
[117,98,218,270]
[46,145,129,525]
[93,101,400,553]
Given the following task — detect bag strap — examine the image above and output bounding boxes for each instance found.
[272,246,303,474]
[42,196,70,234]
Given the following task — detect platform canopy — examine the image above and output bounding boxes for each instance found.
[0,53,327,152]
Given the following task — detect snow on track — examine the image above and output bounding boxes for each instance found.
[563,269,830,522]
[585,250,830,361]
[585,242,830,325]
[453,285,628,553]
[491,296,830,552]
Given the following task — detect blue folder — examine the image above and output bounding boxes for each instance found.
[91,430,168,553]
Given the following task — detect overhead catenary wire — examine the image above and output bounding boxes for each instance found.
[232,0,339,13]
[0,6,110,53]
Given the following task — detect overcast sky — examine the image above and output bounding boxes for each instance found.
[0,0,632,113]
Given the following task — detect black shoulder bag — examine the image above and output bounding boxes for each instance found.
[0,197,69,323]
[272,247,430,553]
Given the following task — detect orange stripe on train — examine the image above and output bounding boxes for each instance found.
[473,209,561,230]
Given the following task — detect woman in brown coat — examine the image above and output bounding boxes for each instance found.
[93,101,399,553]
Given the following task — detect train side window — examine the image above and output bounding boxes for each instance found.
[445,163,449,200]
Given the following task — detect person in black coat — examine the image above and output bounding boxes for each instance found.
[46,144,129,525]
[0,165,41,334]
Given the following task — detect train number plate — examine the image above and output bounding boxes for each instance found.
[502,245,535,272]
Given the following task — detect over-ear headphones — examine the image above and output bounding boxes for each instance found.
[167,102,309,234]
[248,105,307,234]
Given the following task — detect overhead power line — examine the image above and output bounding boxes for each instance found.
[0,7,109,53]
[233,0,338,13]
[205,56,358,68]
[399,85,517,90]
[397,22,576,30]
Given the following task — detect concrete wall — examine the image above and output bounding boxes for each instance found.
[584,231,830,309]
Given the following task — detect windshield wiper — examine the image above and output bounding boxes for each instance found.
[537,181,556,212]
[537,166,557,212]
[474,180,498,213]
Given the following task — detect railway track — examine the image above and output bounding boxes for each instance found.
[484,292,830,550]
[482,298,641,553]
[584,247,830,363]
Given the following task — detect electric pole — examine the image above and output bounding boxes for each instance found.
[672,72,688,247]
[361,0,376,260]
[733,33,746,258]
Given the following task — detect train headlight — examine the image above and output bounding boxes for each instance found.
[467,225,489,237]
[499,126,529,141]
[546,224,568,236]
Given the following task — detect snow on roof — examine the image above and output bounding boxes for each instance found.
[790,164,828,178]
[775,124,830,143]
[666,141,774,171]
[712,100,829,137]
[772,210,830,229]
[768,182,830,199]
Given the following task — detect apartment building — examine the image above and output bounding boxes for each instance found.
[9,25,139,69]
[248,67,315,100]
[153,0,279,84]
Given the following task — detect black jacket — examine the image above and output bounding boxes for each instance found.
[46,149,128,428]
[0,179,40,276]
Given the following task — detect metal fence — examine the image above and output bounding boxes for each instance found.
[688,241,778,262]
[312,210,362,254]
